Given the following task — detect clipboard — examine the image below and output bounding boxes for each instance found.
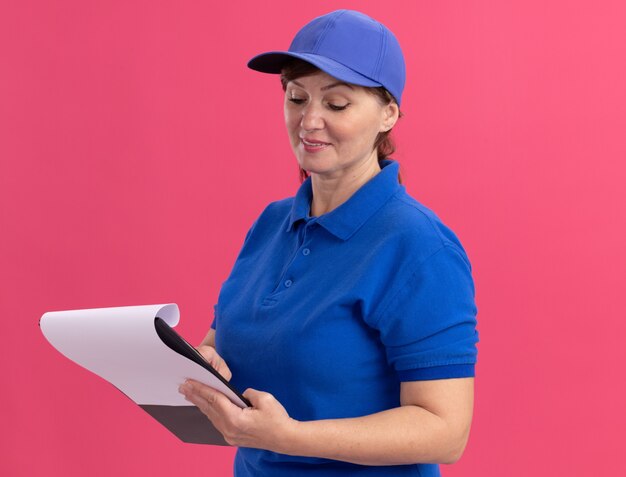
[40,303,249,445]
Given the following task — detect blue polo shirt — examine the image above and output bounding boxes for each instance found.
[211,159,479,477]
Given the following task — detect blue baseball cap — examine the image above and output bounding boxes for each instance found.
[247,10,406,106]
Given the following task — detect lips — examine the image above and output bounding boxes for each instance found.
[301,137,330,146]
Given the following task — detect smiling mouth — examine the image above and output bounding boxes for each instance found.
[301,138,330,147]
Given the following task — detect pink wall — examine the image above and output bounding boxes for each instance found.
[2,1,625,475]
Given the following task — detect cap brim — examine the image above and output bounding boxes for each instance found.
[247,51,382,89]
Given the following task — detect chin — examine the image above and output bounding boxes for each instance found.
[297,162,331,177]
[297,152,334,168]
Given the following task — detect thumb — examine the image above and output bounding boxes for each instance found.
[242,388,274,409]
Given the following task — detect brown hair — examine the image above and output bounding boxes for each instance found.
[280,58,403,183]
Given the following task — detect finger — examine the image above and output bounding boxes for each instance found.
[181,381,248,447]
[213,357,232,381]
[196,346,232,381]
[180,386,219,421]
[183,380,240,418]
[242,388,274,409]
[196,346,221,370]
[195,345,216,362]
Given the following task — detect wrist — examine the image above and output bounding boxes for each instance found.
[275,417,304,456]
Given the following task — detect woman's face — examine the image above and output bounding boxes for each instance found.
[284,70,398,180]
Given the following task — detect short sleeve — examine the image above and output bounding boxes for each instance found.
[210,305,217,330]
[210,217,260,332]
[372,244,479,381]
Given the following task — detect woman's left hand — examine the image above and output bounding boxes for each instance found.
[178,379,298,452]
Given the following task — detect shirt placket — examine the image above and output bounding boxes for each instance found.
[261,218,317,306]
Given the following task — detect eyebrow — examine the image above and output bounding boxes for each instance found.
[290,80,355,91]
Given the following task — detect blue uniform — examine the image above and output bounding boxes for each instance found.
[211,159,479,476]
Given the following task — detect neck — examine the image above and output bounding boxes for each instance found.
[309,155,382,216]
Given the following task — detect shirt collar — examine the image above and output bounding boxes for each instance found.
[287,160,402,240]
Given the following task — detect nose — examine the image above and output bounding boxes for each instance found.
[300,102,325,131]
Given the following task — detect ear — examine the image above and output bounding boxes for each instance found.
[380,102,400,132]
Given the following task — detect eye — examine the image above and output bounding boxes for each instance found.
[328,103,350,111]
[288,97,305,105]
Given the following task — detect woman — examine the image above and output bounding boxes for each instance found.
[179,9,479,477]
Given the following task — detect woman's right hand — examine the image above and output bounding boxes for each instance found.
[196,345,232,381]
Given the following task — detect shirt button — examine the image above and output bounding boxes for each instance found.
[302,248,310,256]
[284,279,293,288]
